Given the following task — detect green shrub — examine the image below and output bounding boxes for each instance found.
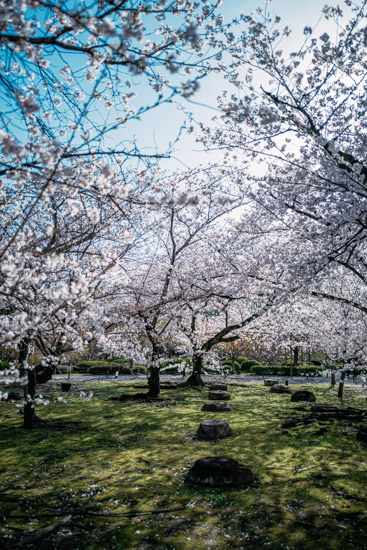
[76,360,110,371]
[161,366,179,374]
[239,359,260,372]
[111,357,130,364]
[120,366,132,375]
[222,357,259,372]
[135,366,147,374]
[87,365,120,375]
[221,361,241,371]
[0,361,10,370]
[250,365,320,376]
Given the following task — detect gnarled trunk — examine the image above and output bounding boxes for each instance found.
[338,370,346,399]
[185,354,204,387]
[147,366,160,398]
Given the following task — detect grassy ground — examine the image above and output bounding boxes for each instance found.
[0,380,367,550]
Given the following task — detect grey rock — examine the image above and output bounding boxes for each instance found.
[270,384,293,394]
[196,420,232,440]
[202,401,233,412]
[264,379,279,386]
[208,383,228,391]
[311,403,338,412]
[209,390,231,400]
[291,390,316,402]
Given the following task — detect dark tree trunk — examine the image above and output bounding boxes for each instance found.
[294,346,299,367]
[185,354,204,387]
[24,368,36,429]
[231,356,235,374]
[338,370,346,399]
[147,366,160,398]
[18,339,36,429]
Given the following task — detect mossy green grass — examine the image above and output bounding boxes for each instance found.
[0,381,366,549]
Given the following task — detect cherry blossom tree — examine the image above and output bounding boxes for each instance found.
[200,1,367,315]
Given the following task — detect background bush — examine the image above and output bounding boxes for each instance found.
[251,365,320,376]
[0,361,10,370]
[222,357,260,372]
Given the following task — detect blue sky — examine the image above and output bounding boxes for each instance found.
[127,0,334,172]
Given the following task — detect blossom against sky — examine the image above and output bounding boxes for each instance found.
[132,0,344,171]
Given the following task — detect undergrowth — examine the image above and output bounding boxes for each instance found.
[0,381,367,549]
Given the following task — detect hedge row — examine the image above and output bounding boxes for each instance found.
[251,365,319,376]
[87,365,146,375]
[222,357,260,371]
[0,361,10,370]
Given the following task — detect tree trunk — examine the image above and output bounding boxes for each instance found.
[331,362,336,387]
[18,339,36,429]
[185,354,204,387]
[294,346,299,367]
[24,368,36,429]
[231,356,235,374]
[147,366,160,398]
[338,370,346,399]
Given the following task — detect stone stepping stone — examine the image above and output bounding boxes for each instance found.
[209,390,231,400]
[264,379,279,386]
[196,420,232,440]
[208,383,227,391]
[202,401,233,412]
[270,384,293,394]
[357,426,367,443]
[186,456,254,487]
[291,390,316,402]
[311,403,338,412]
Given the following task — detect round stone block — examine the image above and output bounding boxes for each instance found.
[291,390,316,402]
[197,420,232,440]
[202,401,233,412]
[61,382,72,392]
[209,390,231,400]
[270,384,293,394]
[208,383,228,391]
[186,456,254,487]
[264,379,279,386]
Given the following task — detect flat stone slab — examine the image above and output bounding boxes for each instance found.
[270,384,293,394]
[311,403,338,413]
[186,456,254,487]
[197,420,232,440]
[208,383,228,391]
[202,401,233,412]
[264,379,279,386]
[357,426,367,443]
[291,390,316,402]
[209,390,231,400]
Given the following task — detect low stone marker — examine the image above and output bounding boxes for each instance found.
[270,384,293,394]
[186,456,254,487]
[264,379,279,386]
[202,401,233,412]
[291,390,316,402]
[311,403,338,413]
[208,383,227,391]
[197,420,232,440]
[61,382,72,392]
[209,390,231,400]
[357,426,367,443]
